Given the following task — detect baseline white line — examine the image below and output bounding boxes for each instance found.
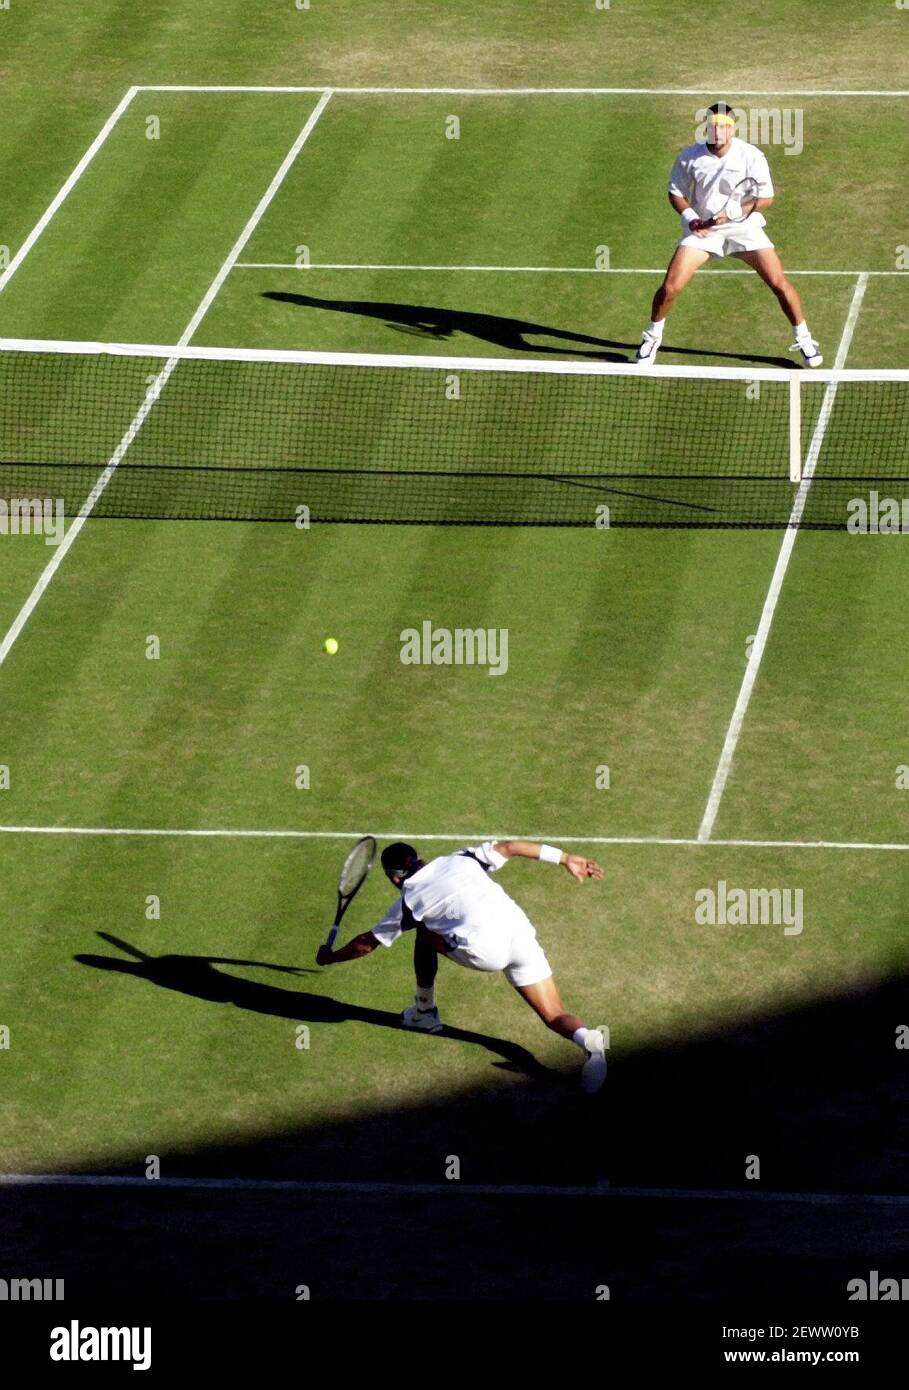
[0,90,334,675]
[236,261,906,278]
[1,1173,906,1206]
[134,84,909,97]
[5,1173,908,1205]
[697,274,870,843]
[1,824,908,851]
[0,87,139,296]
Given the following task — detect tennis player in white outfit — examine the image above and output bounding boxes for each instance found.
[637,101,822,368]
[316,838,609,1094]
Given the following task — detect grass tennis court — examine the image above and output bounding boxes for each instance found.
[1,0,909,1307]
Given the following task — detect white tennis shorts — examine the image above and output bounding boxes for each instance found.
[678,222,774,259]
[445,911,552,988]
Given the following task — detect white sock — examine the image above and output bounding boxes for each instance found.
[647,319,665,339]
[572,1026,589,1051]
[416,987,435,1010]
[795,320,811,341]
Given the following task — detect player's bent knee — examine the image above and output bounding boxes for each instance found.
[760,268,790,293]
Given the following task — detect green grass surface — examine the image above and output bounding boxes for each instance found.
[1,2,908,1220]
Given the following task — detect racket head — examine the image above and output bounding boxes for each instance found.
[726,177,761,223]
[321,836,378,951]
[339,835,377,898]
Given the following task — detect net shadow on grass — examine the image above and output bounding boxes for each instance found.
[261,291,796,369]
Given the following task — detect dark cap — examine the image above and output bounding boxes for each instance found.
[381,842,420,880]
[706,101,737,122]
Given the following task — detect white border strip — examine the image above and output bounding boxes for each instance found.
[1,824,908,850]
[0,87,139,296]
[1,1172,906,1206]
[0,335,905,382]
[0,92,334,675]
[134,84,909,97]
[697,275,870,842]
[235,260,909,278]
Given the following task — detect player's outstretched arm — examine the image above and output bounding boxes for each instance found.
[493,840,603,882]
[317,931,381,966]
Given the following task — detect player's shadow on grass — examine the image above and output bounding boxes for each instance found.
[262,289,795,368]
[74,933,547,1079]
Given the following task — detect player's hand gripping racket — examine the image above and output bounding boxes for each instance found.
[322,835,377,950]
[703,176,761,228]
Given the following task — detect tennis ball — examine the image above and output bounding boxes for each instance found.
[323,637,339,655]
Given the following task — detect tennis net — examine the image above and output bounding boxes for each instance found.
[0,337,906,528]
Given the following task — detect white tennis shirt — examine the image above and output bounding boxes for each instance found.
[669,137,774,225]
[371,841,527,948]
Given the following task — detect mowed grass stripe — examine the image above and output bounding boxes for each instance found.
[0,527,784,835]
[0,92,329,343]
[702,530,909,844]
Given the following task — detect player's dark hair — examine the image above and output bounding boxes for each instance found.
[381,842,421,880]
[707,101,737,119]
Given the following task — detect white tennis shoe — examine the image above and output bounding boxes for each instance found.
[581,1026,609,1094]
[635,330,662,367]
[401,1004,443,1033]
[792,335,823,367]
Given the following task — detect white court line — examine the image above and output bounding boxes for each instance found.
[135,84,909,97]
[1,824,908,851]
[0,90,334,675]
[236,261,907,278]
[1,1172,906,1207]
[0,87,139,296]
[697,274,870,843]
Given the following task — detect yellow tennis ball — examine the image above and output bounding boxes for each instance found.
[323,637,339,655]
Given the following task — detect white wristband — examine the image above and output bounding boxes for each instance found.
[681,207,699,228]
[539,844,563,864]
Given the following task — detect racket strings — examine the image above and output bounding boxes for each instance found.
[340,836,377,894]
[730,178,761,221]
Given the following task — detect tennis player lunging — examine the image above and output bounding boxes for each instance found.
[636,101,822,368]
[316,838,609,1094]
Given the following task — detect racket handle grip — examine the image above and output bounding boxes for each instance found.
[324,925,339,949]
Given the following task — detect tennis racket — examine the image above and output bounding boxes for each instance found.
[703,177,761,228]
[323,835,377,949]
